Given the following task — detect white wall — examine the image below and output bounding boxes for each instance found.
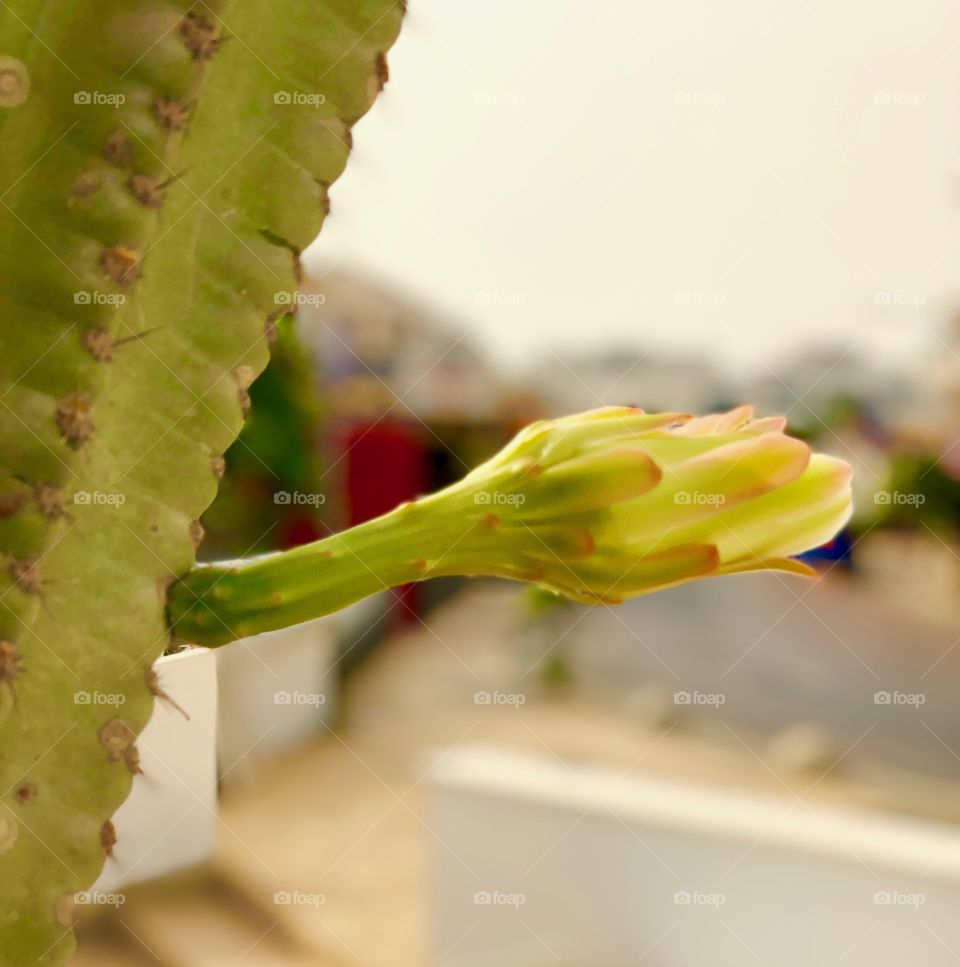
[427,745,960,966]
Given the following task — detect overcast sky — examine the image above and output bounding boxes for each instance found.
[306,0,960,377]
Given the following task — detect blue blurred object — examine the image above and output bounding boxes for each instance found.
[798,527,854,567]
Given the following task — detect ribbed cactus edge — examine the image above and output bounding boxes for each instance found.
[0,2,404,963]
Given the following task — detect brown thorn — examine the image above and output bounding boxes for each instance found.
[146,667,189,721]
[124,744,143,775]
[100,819,117,857]
[112,325,164,349]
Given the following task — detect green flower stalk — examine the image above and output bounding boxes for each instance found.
[169,406,852,645]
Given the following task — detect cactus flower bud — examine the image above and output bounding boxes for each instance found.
[169,406,853,645]
[445,405,853,604]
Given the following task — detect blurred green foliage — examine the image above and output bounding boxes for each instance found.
[878,455,960,533]
[200,314,327,558]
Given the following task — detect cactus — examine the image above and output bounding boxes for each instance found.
[0,5,854,964]
[0,2,403,962]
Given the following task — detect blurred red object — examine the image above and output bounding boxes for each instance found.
[335,417,429,624]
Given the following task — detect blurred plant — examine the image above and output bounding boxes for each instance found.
[200,314,327,559]
[521,585,577,691]
[876,455,960,533]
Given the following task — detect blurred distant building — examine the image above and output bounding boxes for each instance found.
[739,345,918,430]
[525,349,726,414]
[295,268,523,425]
[912,315,960,448]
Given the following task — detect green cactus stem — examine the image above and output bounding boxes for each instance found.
[0,2,403,963]
[170,406,853,647]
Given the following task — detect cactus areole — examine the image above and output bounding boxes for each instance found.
[0,4,853,964]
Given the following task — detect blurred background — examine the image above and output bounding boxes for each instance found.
[76,1,960,964]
